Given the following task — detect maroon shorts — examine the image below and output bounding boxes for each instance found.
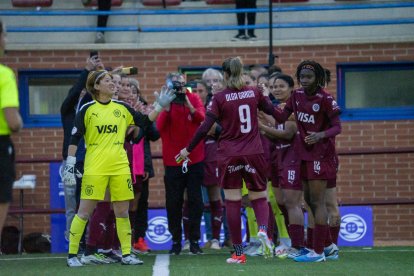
[327,155,339,188]
[203,161,219,187]
[301,159,336,180]
[218,154,267,192]
[270,160,280,188]
[279,164,302,191]
[327,178,336,188]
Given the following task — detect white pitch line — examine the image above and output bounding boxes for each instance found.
[152,254,170,276]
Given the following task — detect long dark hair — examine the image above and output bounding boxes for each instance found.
[295,60,326,89]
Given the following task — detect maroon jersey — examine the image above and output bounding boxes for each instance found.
[282,88,341,161]
[207,86,269,158]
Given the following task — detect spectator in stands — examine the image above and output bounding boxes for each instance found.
[64,70,175,267]
[0,20,23,250]
[268,64,283,76]
[156,72,205,255]
[272,60,341,262]
[95,0,112,43]
[60,54,103,241]
[178,56,280,264]
[232,0,257,41]
[249,64,267,81]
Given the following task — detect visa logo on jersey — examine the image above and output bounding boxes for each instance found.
[96,125,118,134]
[297,112,315,124]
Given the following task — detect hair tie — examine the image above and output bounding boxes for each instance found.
[301,64,315,72]
[94,71,108,86]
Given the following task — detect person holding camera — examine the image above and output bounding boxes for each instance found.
[156,72,205,255]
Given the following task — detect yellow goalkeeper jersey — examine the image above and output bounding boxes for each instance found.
[72,99,150,176]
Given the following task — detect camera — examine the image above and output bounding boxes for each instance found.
[172,81,184,93]
[90,50,98,58]
[121,67,138,75]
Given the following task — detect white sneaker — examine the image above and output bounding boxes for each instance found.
[274,243,290,258]
[210,239,221,250]
[80,253,111,265]
[324,243,339,260]
[257,230,274,258]
[121,254,144,265]
[95,32,105,43]
[67,256,83,267]
[182,240,190,251]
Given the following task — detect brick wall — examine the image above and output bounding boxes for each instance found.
[5,42,414,243]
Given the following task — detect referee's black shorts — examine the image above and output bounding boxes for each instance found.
[0,135,16,203]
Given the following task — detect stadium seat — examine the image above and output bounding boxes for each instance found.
[82,0,123,7]
[12,0,53,7]
[205,0,235,4]
[142,0,181,6]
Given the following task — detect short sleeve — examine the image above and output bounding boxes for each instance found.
[0,66,19,109]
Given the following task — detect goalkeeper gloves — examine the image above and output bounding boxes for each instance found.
[63,156,78,186]
[154,86,176,112]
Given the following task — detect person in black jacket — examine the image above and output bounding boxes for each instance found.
[130,94,161,254]
[60,54,104,241]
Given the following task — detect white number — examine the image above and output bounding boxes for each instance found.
[238,105,251,133]
[288,170,295,182]
[314,161,321,172]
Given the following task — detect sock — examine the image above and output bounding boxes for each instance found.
[129,211,137,243]
[182,200,190,241]
[313,224,329,254]
[306,227,314,249]
[116,217,132,256]
[250,198,269,230]
[225,199,242,244]
[107,211,118,250]
[288,224,304,249]
[87,202,110,248]
[68,215,88,255]
[85,245,97,256]
[267,203,276,240]
[325,227,333,247]
[278,204,290,228]
[210,200,223,240]
[233,243,244,256]
[330,226,340,245]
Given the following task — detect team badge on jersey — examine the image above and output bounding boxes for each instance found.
[113,109,121,117]
[312,104,320,112]
[71,127,77,135]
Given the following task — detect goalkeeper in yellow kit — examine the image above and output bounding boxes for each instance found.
[64,70,175,267]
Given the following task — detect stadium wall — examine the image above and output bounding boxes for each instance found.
[5,42,414,245]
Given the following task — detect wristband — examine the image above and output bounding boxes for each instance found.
[154,102,163,112]
[66,156,76,165]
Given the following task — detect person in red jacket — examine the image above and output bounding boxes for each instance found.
[156,72,205,255]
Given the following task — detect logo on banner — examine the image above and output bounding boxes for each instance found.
[340,214,367,242]
[146,216,172,244]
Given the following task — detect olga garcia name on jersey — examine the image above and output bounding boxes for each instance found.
[225,90,255,102]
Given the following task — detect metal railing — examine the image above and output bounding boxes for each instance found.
[0,1,413,33]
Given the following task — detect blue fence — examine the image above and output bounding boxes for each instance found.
[1,1,413,33]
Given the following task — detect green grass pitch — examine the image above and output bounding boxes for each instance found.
[0,247,413,276]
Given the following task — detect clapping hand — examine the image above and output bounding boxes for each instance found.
[154,86,176,112]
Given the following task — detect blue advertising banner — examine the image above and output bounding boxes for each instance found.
[338,206,373,247]
[145,209,247,250]
[49,162,68,253]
